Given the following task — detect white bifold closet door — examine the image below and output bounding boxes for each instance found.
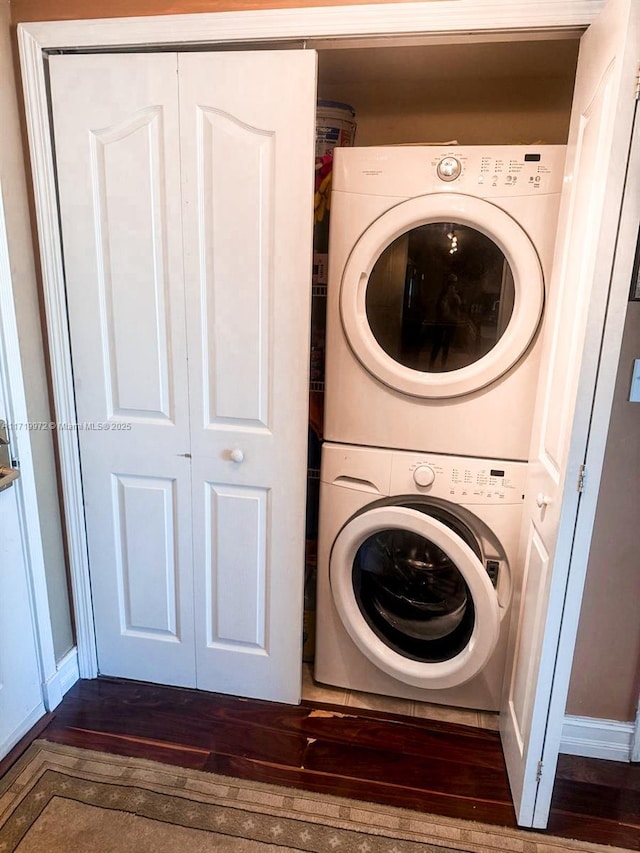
[48,50,316,702]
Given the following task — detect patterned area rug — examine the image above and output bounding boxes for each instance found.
[0,741,628,853]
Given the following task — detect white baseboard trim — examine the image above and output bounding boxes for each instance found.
[560,714,635,762]
[42,647,80,711]
[57,647,80,695]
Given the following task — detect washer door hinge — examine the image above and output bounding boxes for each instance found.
[536,760,544,782]
[577,463,587,493]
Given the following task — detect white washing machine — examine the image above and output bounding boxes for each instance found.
[324,145,565,460]
[314,442,527,711]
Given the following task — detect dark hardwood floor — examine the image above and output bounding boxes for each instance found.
[3,677,639,850]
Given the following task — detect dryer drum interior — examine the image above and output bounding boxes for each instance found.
[365,222,515,375]
[352,505,483,663]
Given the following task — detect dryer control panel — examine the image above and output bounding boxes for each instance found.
[390,450,528,505]
[333,144,566,198]
[431,150,562,195]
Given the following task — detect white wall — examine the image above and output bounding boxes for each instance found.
[0,0,73,660]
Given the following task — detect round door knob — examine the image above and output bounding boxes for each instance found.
[536,492,552,508]
[230,448,244,463]
[437,156,462,181]
[413,465,436,488]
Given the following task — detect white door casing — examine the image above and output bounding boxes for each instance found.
[18,0,632,829]
[48,50,316,699]
[500,0,639,827]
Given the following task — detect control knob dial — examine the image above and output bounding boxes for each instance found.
[437,156,462,181]
[413,465,436,488]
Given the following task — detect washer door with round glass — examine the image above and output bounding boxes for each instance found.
[330,505,500,689]
[340,194,544,398]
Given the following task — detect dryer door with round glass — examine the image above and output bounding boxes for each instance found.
[340,194,544,398]
[330,504,501,689]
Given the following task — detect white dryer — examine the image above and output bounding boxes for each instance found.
[324,145,565,460]
[314,442,527,711]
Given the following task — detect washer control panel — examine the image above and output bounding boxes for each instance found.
[391,450,527,505]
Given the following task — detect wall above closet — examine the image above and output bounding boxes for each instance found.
[317,39,580,145]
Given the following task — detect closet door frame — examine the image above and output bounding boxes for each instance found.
[23,0,636,830]
[19,0,606,682]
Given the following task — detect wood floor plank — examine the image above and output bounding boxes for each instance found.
[300,698,499,740]
[42,724,211,770]
[302,739,512,804]
[61,678,313,735]
[51,698,308,767]
[66,678,311,726]
[202,752,518,827]
[556,753,640,790]
[546,808,640,851]
[549,777,640,827]
[300,711,506,771]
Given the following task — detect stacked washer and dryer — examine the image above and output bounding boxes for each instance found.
[314,145,565,711]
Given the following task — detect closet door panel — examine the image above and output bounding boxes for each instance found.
[113,474,181,638]
[49,54,196,687]
[204,483,268,648]
[179,50,317,702]
[91,106,174,419]
[197,106,272,426]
